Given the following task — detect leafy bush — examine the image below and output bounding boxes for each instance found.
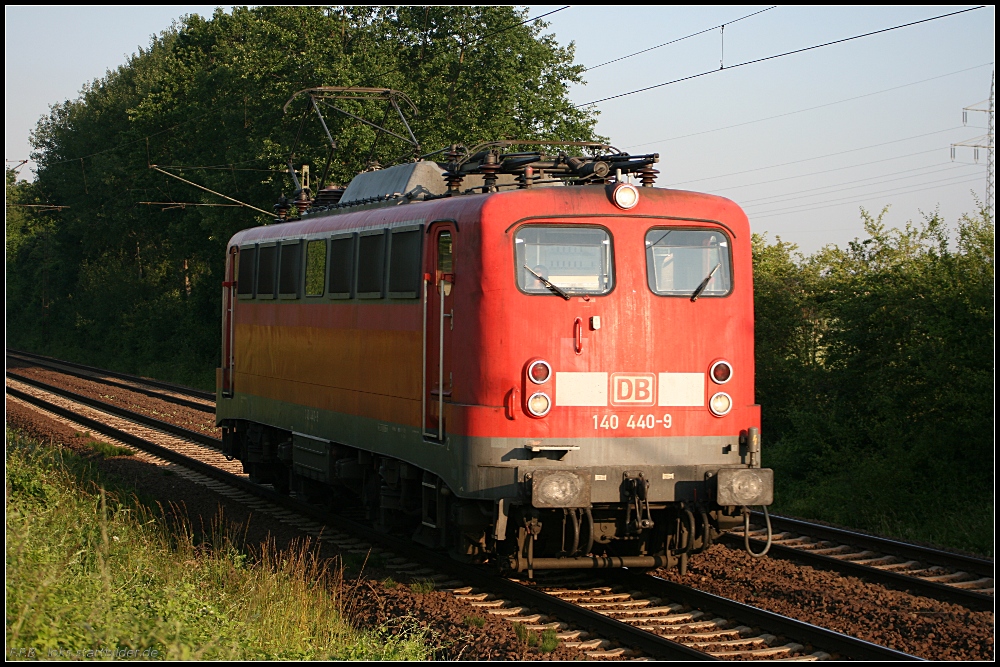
[754,207,994,554]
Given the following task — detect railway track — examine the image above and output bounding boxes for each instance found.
[6,349,214,412]
[6,371,919,661]
[7,352,991,614]
[726,515,993,612]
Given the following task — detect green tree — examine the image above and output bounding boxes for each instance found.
[10,6,600,386]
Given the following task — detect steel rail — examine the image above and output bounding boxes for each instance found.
[718,516,994,611]
[7,351,214,413]
[7,380,928,661]
[754,512,994,576]
[6,371,221,450]
[6,348,215,401]
[719,536,993,612]
[608,570,921,661]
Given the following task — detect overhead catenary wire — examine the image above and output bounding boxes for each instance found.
[577,6,987,108]
[138,201,246,210]
[479,5,570,42]
[585,6,776,71]
[152,164,289,173]
[741,169,985,216]
[671,126,967,187]
[746,173,986,217]
[624,62,994,151]
[695,148,951,193]
[748,176,987,221]
[7,203,70,210]
[149,165,272,217]
[736,162,983,206]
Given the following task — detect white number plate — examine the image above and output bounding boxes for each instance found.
[593,414,672,430]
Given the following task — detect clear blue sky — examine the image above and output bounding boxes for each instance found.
[5,5,995,253]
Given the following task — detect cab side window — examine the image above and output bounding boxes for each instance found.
[356,230,386,298]
[237,246,256,298]
[388,227,423,298]
[257,244,277,298]
[328,233,356,299]
[304,240,327,297]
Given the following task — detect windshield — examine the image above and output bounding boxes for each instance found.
[515,226,613,295]
[645,228,732,297]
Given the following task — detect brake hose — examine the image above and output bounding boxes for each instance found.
[744,505,773,557]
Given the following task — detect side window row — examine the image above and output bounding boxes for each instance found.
[236,226,423,301]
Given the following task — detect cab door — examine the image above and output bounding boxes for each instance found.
[424,223,456,440]
[221,245,238,397]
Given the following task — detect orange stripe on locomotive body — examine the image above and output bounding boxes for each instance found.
[233,321,422,424]
[217,184,759,502]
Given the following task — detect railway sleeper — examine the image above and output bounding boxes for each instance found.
[948,577,994,589]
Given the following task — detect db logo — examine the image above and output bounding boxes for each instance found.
[610,373,656,406]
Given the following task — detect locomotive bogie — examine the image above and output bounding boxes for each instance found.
[221,415,744,572]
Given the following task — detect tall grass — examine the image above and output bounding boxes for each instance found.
[5,429,428,660]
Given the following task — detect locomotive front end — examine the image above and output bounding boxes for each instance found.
[459,185,772,573]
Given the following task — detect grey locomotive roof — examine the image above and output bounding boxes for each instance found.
[340,161,449,205]
[339,159,562,207]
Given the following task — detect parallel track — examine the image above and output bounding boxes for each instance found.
[7,349,214,410]
[726,515,993,611]
[6,374,919,661]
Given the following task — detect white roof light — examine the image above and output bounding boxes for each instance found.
[611,183,639,210]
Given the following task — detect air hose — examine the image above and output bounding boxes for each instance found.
[743,505,773,557]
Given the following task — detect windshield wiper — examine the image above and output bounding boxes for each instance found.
[691,263,721,301]
[523,264,571,300]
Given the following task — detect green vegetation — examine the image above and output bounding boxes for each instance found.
[539,628,559,653]
[512,622,530,644]
[754,207,994,555]
[73,430,135,458]
[511,622,558,652]
[464,615,485,628]
[340,551,385,573]
[408,579,436,594]
[7,7,598,389]
[5,429,428,660]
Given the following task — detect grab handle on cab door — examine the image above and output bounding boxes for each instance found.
[574,317,583,354]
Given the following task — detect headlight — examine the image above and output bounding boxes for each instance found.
[709,392,732,416]
[710,360,732,384]
[531,469,591,508]
[716,468,773,506]
[528,360,551,384]
[527,392,552,417]
[611,183,639,210]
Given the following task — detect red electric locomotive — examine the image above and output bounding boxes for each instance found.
[217,142,773,574]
